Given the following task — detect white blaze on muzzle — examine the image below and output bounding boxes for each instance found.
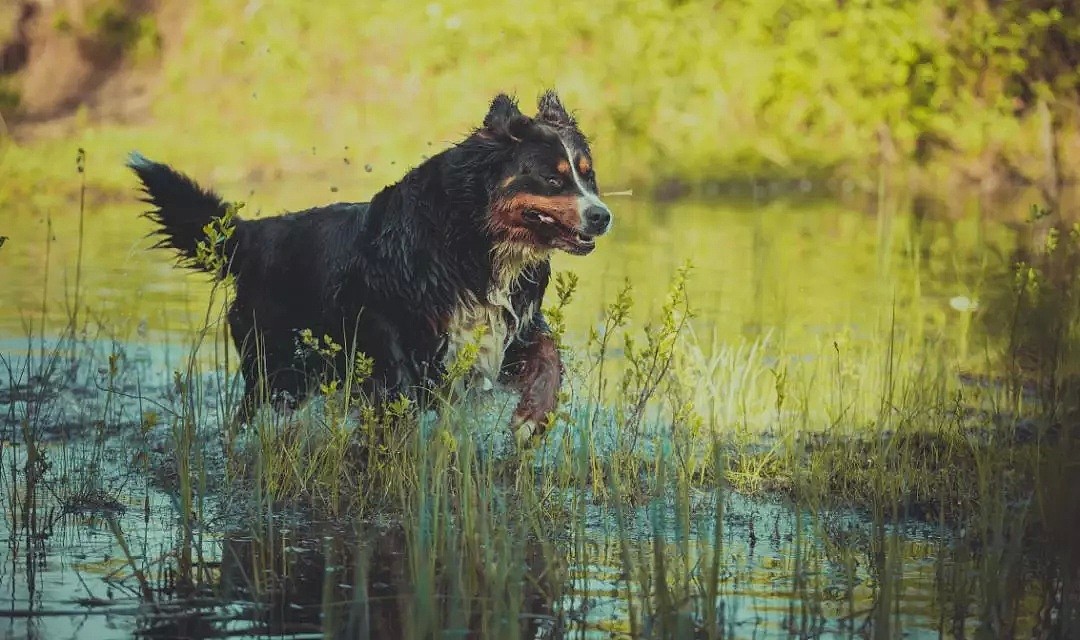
[560,139,612,234]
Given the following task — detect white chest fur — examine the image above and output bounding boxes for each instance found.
[443,245,545,389]
[442,287,540,392]
[444,291,516,390]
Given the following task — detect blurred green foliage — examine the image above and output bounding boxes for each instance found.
[85,1,160,58]
[2,0,1079,197]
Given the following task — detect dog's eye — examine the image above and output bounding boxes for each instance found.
[547,177,563,189]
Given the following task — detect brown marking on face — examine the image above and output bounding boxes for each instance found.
[489,193,582,241]
[577,156,591,176]
[556,159,571,177]
[499,175,516,189]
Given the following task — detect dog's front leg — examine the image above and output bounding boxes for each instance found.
[502,329,563,447]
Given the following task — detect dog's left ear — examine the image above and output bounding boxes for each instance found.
[483,93,533,141]
[536,90,576,128]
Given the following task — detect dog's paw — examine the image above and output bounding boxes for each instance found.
[513,419,541,449]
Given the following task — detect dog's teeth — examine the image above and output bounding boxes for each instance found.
[539,214,555,224]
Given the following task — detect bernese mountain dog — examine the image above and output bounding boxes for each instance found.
[129,90,612,444]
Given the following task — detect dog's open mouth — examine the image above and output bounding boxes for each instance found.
[523,209,596,255]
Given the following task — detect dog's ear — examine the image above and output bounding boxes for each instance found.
[483,93,533,141]
[483,94,522,129]
[536,90,576,128]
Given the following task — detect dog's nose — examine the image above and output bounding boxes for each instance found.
[583,205,611,235]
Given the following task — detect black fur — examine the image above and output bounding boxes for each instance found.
[129,152,232,264]
[130,91,608,431]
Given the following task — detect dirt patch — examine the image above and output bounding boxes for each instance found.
[0,0,187,139]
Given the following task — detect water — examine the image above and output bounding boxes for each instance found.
[0,182,1015,346]
[0,179,1061,638]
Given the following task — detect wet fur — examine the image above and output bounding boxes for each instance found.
[129,91,601,439]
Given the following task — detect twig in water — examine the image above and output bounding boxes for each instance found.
[106,515,155,602]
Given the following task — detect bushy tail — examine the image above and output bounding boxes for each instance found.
[127,152,240,272]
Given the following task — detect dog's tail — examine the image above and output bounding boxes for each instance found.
[127,152,241,273]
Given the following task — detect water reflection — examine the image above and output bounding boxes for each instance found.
[0,337,1074,638]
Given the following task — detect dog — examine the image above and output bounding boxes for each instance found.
[128,90,612,444]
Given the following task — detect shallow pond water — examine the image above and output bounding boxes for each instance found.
[0,178,1066,638]
[0,342,963,640]
[0,180,1016,348]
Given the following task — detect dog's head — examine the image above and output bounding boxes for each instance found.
[479,91,612,257]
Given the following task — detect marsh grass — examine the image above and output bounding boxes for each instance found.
[3,153,1080,637]
[192,234,1074,636]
